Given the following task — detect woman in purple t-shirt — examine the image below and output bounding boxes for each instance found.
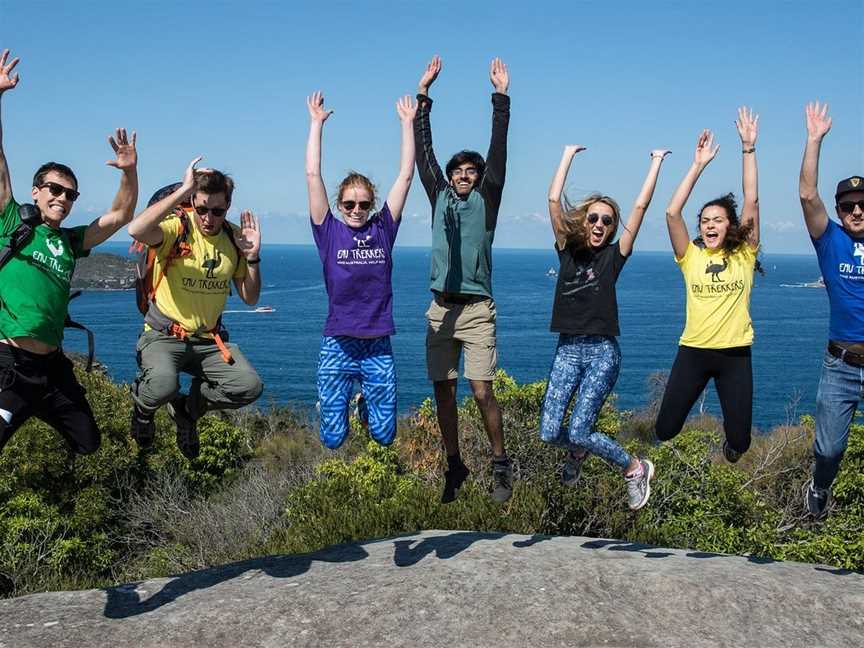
[305,91,417,449]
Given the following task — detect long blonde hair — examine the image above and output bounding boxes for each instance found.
[560,192,621,250]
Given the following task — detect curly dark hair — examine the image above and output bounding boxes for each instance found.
[694,193,763,274]
[445,150,486,180]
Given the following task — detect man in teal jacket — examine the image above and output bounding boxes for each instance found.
[413,55,512,503]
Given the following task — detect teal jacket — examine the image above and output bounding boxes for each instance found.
[413,93,510,297]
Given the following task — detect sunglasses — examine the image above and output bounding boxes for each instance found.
[587,213,614,226]
[341,200,372,211]
[194,205,227,218]
[39,182,80,202]
[838,200,864,214]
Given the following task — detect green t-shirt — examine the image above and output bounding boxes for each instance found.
[0,199,90,347]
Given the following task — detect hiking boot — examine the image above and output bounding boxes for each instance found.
[561,450,588,487]
[491,458,513,504]
[441,462,470,504]
[130,405,155,450]
[723,440,742,464]
[167,395,199,460]
[625,459,655,511]
[805,480,829,518]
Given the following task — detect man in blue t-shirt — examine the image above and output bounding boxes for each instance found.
[798,101,864,517]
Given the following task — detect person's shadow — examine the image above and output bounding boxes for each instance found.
[103,541,368,619]
[392,531,502,567]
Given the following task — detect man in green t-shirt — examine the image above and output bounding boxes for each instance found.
[0,48,139,456]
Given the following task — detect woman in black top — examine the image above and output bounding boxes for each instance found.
[539,145,669,510]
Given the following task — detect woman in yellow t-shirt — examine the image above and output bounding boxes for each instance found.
[655,108,761,462]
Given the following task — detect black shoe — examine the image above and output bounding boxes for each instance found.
[805,480,829,518]
[441,463,470,504]
[130,405,155,450]
[491,458,513,504]
[168,395,199,460]
[723,441,742,464]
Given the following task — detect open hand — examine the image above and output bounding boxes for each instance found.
[106,128,137,171]
[307,91,333,124]
[0,49,20,94]
[396,95,417,122]
[490,57,509,94]
[418,55,441,94]
[180,156,203,194]
[694,129,719,166]
[735,106,759,146]
[233,210,261,260]
[805,101,832,141]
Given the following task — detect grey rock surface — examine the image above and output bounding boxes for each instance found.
[0,530,861,648]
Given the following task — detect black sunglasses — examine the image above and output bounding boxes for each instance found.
[342,200,371,211]
[587,213,614,226]
[39,181,80,202]
[838,200,864,214]
[194,205,227,218]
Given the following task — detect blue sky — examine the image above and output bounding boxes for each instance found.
[1,1,861,253]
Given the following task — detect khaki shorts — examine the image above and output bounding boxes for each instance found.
[425,296,498,382]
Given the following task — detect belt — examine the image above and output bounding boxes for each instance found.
[828,342,864,368]
[433,291,489,306]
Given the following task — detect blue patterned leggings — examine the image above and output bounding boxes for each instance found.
[317,336,397,449]
[539,335,631,469]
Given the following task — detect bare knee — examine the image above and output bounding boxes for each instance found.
[470,380,496,409]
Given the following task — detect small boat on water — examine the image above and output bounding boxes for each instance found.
[546,267,557,277]
[802,276,825,288]
[255,306,276,313]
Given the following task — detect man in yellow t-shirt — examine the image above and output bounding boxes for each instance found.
[128,160,263,459]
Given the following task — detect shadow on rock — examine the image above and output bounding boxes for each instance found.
[393,531,502,567]
[103,542,369,619]
[581,539,675,559]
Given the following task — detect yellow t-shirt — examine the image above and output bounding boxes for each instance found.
[676,241,757,348]
[148,216,247,336]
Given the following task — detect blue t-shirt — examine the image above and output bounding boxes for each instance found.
[311,203,400,338]
[813,219,864,342]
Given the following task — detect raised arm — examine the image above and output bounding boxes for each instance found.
[799,101,832,239]
[386,95,417,221]
[414,56,447,202]
[481,57,510,204]
[128,156,200,247]
[232,210,262,305]
[306,91,333,226]
[736,106,760,249]
[0,49,21,212]
[82,128,139,250]
[548,145,586,249]
[666,129,718,259]
[619,150,671,257]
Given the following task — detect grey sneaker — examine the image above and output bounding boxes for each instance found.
[561,451,588,487]
[491,458,513,503]
[167,395,199,460]
[805,480,829,518]
[625,459,654,511]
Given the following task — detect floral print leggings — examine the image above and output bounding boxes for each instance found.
[539,334,631,469]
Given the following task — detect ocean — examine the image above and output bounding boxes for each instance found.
[67,243,828,432]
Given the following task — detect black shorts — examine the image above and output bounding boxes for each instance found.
[0,342,100,455]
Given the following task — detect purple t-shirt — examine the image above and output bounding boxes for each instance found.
[311,203,400,337]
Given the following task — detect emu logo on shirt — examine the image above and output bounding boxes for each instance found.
[46,238,64,257]
[705,258,728,282]
[202,250,222,279]
[353,233,372,249]
[853,242,864,265]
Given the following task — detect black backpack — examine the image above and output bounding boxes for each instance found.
[0,203,94,371]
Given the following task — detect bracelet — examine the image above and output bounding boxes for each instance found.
[742,147,756,154]
[246,257,261,265]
